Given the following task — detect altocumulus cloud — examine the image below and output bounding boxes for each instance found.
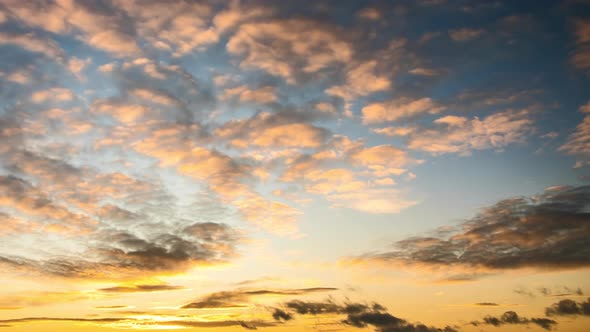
[349,185,590,271]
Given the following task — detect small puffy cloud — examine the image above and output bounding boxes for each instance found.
[93,100,148,124]
[4,0,140,56]
[372,126,416,137]
[326,60,391,114]
[559,101,590,167]
[362,97,444,124]
[572,19,590,74]
[30,88,74,103]
[215,112,329,148]
[130,88,180,107]
[409,67,438,76]
[227,19,352,83]
[350,144,414,172]
[406,109,534,155]
[67,57,91,77]
[115,0,227,56]
[449,28,485,42]
[87,30,140,57]
[98,63,116,72]
[351,185,590,272]
[575,19,590,44]
[315,102,337,114]
[327,188,417,214]
[0,32,64,61]
[222,85,278,104]
[357,7,381,21]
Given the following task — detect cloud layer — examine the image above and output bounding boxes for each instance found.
[352,185,590,271]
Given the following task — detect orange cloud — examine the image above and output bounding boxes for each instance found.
[405,109,534,155]
[362,97,444,124]
[227,19,352,83]
[0,31,64,61]
[222,85,278,104]
[31,88,74,103]
[559,101,590,167]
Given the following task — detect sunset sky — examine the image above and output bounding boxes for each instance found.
[0,0,590,331]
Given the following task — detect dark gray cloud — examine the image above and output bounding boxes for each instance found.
[272,308,292,321]
[0,220,240,279]
[182,287,337,309]
[545,298,590,316]
[273,300,458,332]
[354,185,590,271]
[474,302,498,306]
[472,311,557,330]
[515,285,585,298]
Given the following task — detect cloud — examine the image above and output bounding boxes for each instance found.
[222,85,278,104]
[448,28,485,42]
[559,101,590,167]
[182,287,337,309]
[0,31,65,62]
[0,175,96,235]
[4,0,140,56]
[272,299,458,332]
[0,181,241,281]
[350,185,590,272]
[215,111,330,148]
[93,305,132,310]
[472,311,557,330]
[30,88,74,103]
[357,7,382,21]
[130,87,182,107]
[571,19,590,74]
[0,316,275,330]
[114,0,234,56]
[326,60,392,115]
[93,100,149,124]
[98,283,185,293]
[0,290,98,309]
[272,308,293,321]
[403,109,534,155]
[362,97,445,124]
[349,144,415,173]
[515,286,584,298]
[277,137,418,214]
[409,67,438,76]
[227,19,352,83]
[545,298,590,316]
[372,126,416,137]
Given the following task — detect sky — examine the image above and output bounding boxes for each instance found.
[0,0,589,331]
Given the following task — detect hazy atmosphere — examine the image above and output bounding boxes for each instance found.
[0,0,589,331]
